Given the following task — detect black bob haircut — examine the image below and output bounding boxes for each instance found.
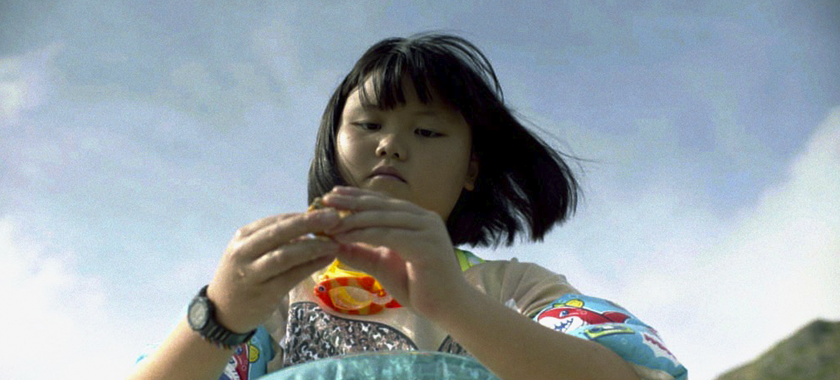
[308,32,581,248]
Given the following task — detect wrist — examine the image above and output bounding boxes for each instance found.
[187,285,256,349]
[204,284,254,334]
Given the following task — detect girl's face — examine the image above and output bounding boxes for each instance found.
[335,77,479,221]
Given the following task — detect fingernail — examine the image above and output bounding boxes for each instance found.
[322,194,349,206]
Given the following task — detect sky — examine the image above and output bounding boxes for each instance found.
[1,1,839,379]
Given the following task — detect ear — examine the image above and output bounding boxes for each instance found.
[463,153,479,191]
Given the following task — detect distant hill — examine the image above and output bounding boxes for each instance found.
[716,319,840,380]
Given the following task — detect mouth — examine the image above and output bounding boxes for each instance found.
[370,174,405,182]
[369,166,406,183]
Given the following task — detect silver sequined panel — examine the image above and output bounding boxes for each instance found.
[438,335,471,357]
[283,302,419,366]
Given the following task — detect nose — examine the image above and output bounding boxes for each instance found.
[375,133,407,160]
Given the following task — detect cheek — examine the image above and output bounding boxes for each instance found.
[334,131,351,176]
[335,129,366,183]
[336,127,360,158]
[336,127,364,155]
[435,142,472,179]
[335,131,348,161]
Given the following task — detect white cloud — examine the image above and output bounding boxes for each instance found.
[618,107,840,380]
[0,217,143,380]
[474,106,840,380]
[0,44,63,127]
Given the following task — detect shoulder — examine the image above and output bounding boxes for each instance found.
[460,254,580,317]
[466,257,574,290]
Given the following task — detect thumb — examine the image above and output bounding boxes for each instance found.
[335,242,389,273]
[336,243,408,300]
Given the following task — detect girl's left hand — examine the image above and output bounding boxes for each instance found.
[320,186,470,319]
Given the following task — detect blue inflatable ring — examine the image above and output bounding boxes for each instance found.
[261,351,499,380]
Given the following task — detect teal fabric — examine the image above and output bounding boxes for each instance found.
[533,294,687,379]
[259,351,499,380]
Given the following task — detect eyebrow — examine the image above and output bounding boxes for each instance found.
[411,110,443,118]
[350,103,444,118]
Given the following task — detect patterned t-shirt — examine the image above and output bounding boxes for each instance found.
[261,249,687,379]
[139,249,687,380]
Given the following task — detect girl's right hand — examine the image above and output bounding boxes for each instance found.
[205,208,342,334]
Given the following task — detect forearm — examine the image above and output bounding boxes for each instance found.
[126,319,233,380]
[434,286,640,380]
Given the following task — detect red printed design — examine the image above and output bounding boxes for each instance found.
[536,298,630,333]
[219,343,250,380]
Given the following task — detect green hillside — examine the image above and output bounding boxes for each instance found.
[716,319,840,380]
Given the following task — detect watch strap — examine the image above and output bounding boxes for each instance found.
[191,285,256,349]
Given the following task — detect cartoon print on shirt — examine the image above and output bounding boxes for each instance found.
[642,332,678,361]
[218,343,253,380]
[582,324,637,340]
[531,294,687,379]
[535,298,631,333]
[248,343,260,363]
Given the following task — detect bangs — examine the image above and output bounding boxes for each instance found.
[345,34,503,114]
[357,67,438,110]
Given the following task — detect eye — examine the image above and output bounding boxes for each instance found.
[354,122,381,131]
[415,128,443,137]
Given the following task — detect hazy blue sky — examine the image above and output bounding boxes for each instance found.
[2,1,839,379]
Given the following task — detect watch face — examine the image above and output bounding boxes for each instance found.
[188,299,209,330]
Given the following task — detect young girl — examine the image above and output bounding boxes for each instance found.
[132,33,687,380]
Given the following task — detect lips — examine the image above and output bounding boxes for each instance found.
[369,165,406,182]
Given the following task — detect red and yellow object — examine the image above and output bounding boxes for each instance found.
[314,259,402,315]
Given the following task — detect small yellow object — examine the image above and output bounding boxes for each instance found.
[248,344,260,362]
[313,259,401,315]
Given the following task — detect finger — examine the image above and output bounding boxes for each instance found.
[333,242,391,273]
[263,254,335,290]
[335,243,408,299]
[331,227,424,255]
[325,209,424,235]
[250,238,340,283]
[235,213,293,239]
[239,209,340,260]
[329,186,380,196]
[321,193,425,215]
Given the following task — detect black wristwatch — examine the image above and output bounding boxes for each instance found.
[187,285,256,349]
